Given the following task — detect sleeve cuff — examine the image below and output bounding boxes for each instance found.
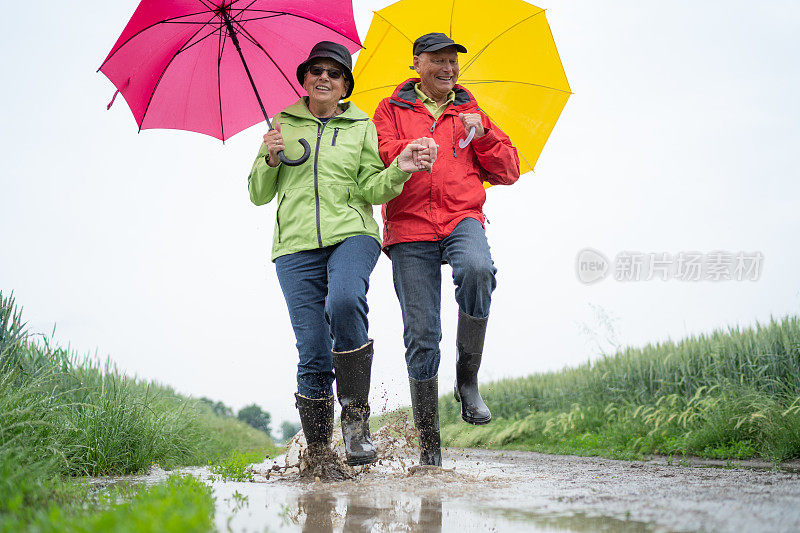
[471,128,498,150]
[392,157,412,178]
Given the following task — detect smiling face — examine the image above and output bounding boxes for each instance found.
[302,58,349,108]
[414,47,460,102]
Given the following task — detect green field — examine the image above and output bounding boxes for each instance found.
[0,292,279,530]
[439,315,800,462]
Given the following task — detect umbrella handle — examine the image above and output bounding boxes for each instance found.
[458,127,476,149]
[277,139,311,166]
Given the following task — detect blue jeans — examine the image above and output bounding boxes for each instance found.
[389,217,497,380]
[275,235,381,399]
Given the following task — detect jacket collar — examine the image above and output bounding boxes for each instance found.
[281,97,368,122]
[389,78,476,113]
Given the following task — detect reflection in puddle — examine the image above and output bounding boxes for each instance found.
[294,491,443,533]
[212,481,651,533]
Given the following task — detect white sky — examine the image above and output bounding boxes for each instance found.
[1,1,799,429]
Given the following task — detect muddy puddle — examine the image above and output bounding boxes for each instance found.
[91,418,800,532]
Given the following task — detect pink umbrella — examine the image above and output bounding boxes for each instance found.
[99,0,361,165]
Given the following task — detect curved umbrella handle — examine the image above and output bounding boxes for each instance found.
[458,127,476,149]
[277,139,311,166]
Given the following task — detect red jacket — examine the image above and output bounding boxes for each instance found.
[373,79,520,248]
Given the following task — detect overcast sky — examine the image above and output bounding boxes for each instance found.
[1,0,799,429]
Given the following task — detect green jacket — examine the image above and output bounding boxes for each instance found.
[248,98,411,261]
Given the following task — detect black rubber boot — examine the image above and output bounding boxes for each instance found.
[295,393,334,456]
[409,375,442,466]
[332,340,377,466]
[453,309,492,425]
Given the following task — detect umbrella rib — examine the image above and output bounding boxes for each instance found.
[229,18,302,98]
[351,25,392,80]
[545,14,572,94]
[173,23,226,56]
[350,84,398,97]
[158,20,224,25]
[477,109,534,172]
[234,0,259,12]
[98,10,217,71]
[226,14,282,23]
[460,9,546,74]
[372,11,414,44]
[217,22,226,142]
[195,0,216,12]
[232,9,363,48]
[460,79,572,95]
[449,0,456,38]
[138,21,217,132]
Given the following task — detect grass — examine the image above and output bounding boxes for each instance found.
[0,291,278,529]
[438,315,800,463]
[209,450,271,482]
[1,474,214,533]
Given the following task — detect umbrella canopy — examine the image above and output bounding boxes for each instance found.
[99,0,361,141]
[351,0,570,173]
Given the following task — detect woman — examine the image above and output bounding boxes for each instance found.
[248,41,433,466]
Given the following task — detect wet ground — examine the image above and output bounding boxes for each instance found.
[90,422,800,532]
[201,423,800,533]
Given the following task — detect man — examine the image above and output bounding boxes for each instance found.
[373,33,520,466]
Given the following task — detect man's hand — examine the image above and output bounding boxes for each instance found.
[411,137,437,169]
[458,113,485,138]
[262,122,284,167]
[397,137,436,173]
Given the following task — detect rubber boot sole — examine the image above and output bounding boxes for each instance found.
[345,453,377,466]
[454,385,492,425]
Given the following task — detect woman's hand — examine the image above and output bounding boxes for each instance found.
[397,137,437,173]
[262,122,284,167]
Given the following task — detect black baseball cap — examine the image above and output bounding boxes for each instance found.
[412,33,467,56]
[296,41,355,99]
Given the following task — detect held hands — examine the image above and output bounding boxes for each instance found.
[397,137,438,173]
[458,113,485,138]
[262,122,284,167]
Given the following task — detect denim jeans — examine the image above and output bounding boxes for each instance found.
[275,235,381,398]
[389,217,497,380]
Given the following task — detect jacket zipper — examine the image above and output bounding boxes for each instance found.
[431,116,458,159]
[331,127,339,146]
[313,122,326,248]
[275,192,284,243]
[347,192,367,228]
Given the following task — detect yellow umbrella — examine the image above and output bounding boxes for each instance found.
[351,0,571,174]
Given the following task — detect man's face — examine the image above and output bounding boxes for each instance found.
[414,47,459,97]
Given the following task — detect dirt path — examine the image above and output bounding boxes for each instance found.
[204,443,800,532]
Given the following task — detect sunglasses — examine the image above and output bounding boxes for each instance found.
[308,65,344,79]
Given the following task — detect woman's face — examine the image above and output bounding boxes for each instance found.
[303,58,349,107]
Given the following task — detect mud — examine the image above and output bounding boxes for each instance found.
[206,417,800,532]
[90,417,800,532]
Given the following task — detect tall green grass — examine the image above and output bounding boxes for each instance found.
[0,291,274,522]
[440,316,800,462]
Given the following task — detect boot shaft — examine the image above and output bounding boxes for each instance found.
[294,393,334,445]
[456,309,488,363]
[333,340,377,466]
[409,375,441,464]
[332,340,373,409]
[454,310,492,425]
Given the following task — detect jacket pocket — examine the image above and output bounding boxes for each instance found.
[275,191,286,243]
[347,190,367,229]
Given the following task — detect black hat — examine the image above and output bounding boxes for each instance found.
[412,33,467,56]
[296,41,355,99]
